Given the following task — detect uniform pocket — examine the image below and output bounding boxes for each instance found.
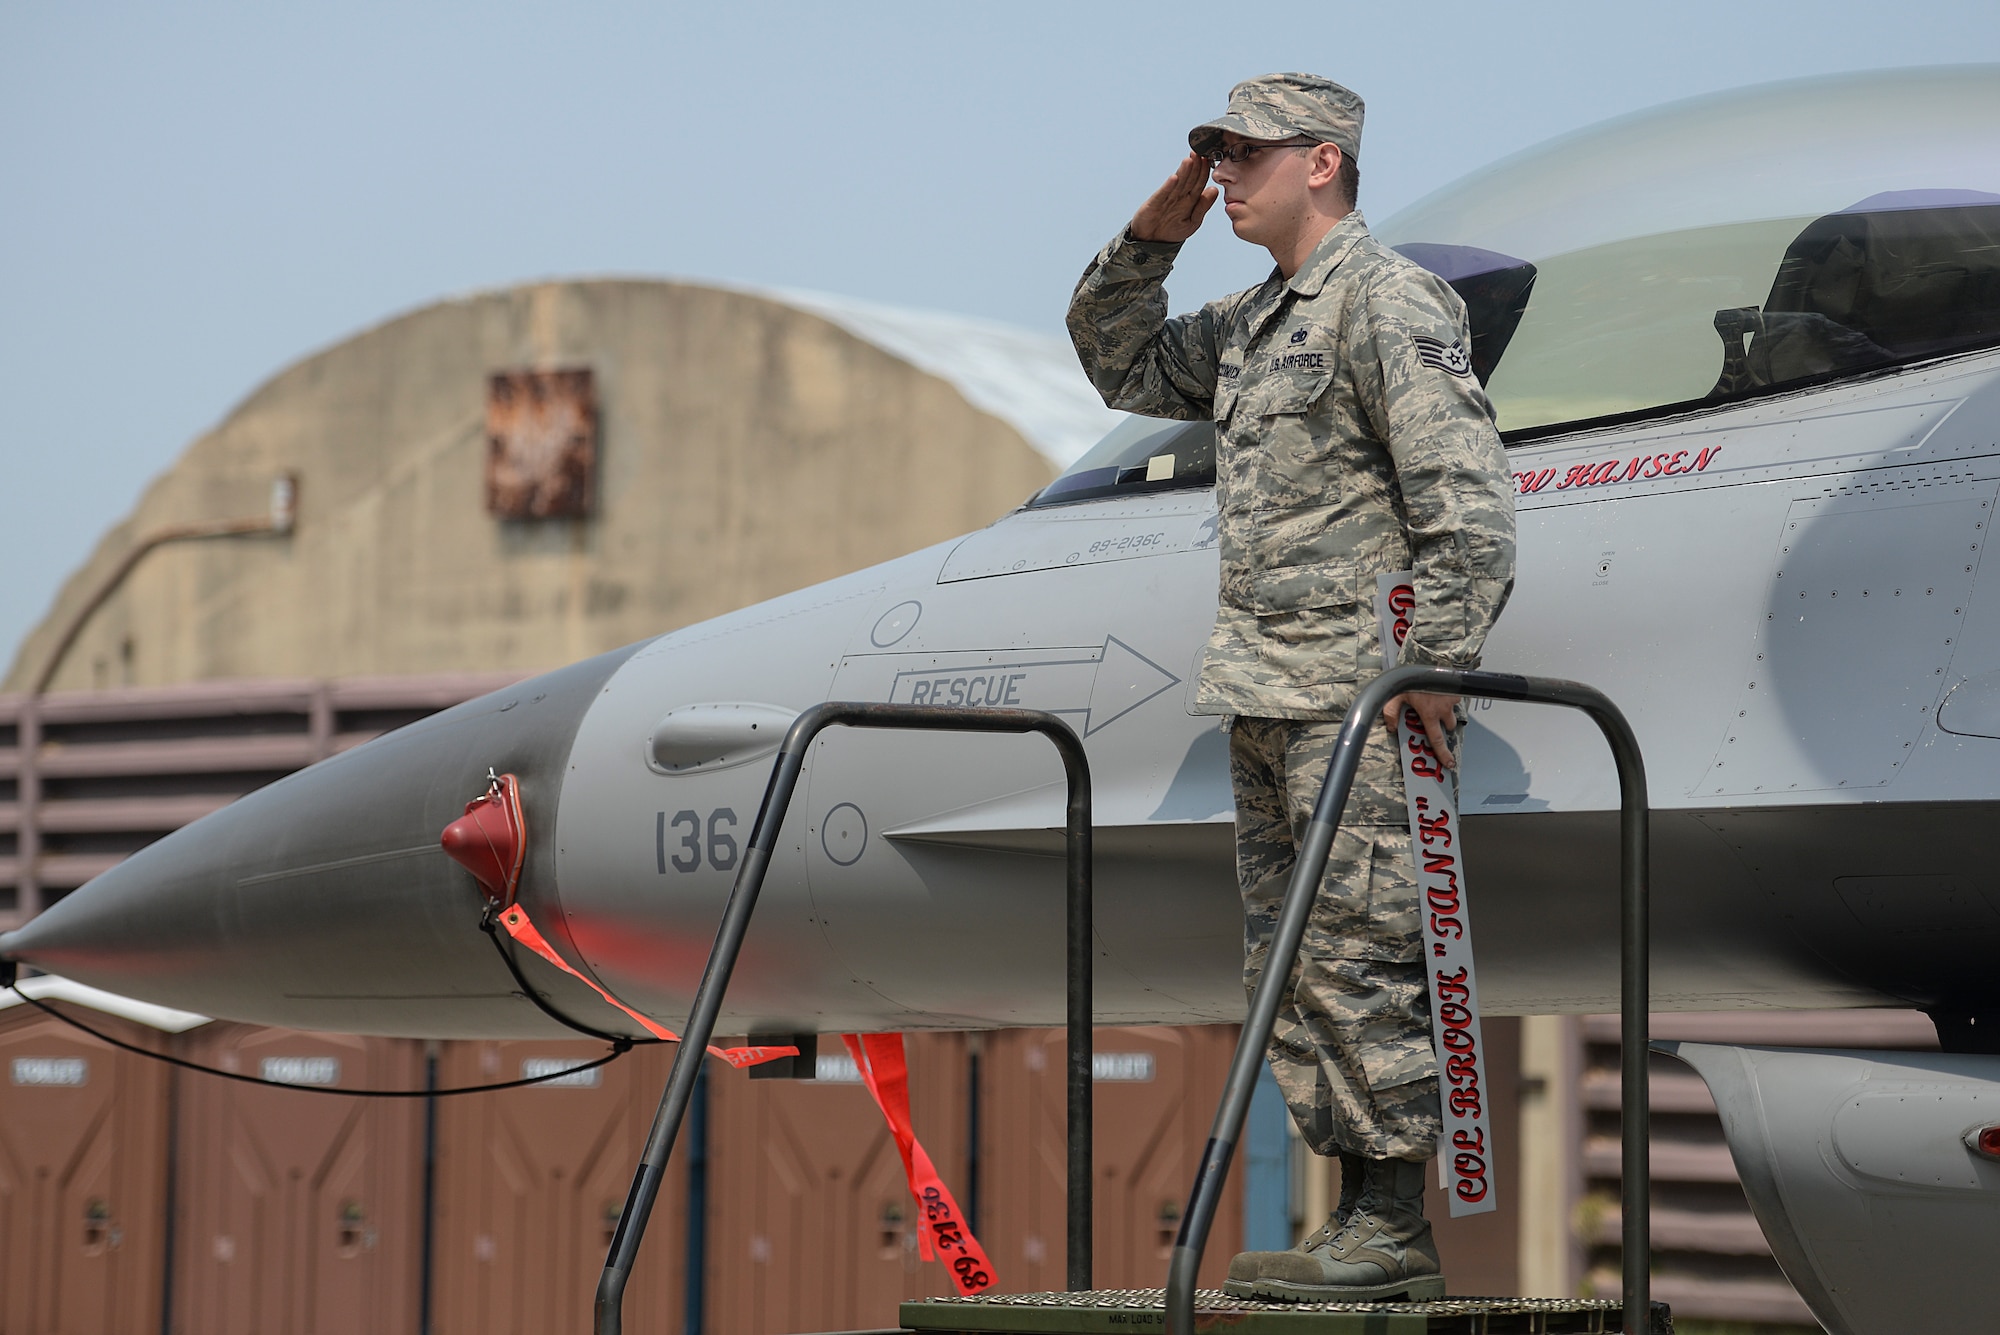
[1242,556,1363,683]
[1247,368,1332,419]
[1298,825,1422,964]
[1233,368,1339,512]
[1250,557,1359,614]
[1365,826,1424,962]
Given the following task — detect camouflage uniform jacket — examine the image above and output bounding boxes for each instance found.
[1068,210,1517,719]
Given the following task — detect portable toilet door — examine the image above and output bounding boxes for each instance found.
[0,978,187,1335]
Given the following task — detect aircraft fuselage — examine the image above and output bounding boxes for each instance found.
[11,346,2000,1041]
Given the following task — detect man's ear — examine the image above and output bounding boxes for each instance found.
[1307,143,1344,191]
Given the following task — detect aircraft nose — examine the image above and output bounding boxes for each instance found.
[0,646,641,1037]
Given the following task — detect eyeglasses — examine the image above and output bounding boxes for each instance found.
[1204,140,1318,167]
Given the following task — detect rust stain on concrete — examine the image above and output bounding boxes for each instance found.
[485,367,597,519]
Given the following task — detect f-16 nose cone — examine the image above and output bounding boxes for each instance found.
[0,647,641,1038]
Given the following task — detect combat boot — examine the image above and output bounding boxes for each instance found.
[1223,1150,1365,1298]
[1239,1156,1444,1302]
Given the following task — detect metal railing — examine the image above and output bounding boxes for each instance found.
[594,702,1094,1335]
[11,480,297,921]
[1164,665,1653,1335]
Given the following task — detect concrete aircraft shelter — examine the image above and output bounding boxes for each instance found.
[6,278,1119,692]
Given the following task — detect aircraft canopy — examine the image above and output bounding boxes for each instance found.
[1377,66,2000,433]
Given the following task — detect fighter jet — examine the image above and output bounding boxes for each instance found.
[6,66,2000,1335]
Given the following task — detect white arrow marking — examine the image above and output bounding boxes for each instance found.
[883,637,1180,737]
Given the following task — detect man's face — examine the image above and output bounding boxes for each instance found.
[1209,130,1317,248]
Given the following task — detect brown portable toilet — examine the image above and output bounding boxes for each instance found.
[169,1023,426,1335]
[706,1033,971,1334]
[980,1025,1245,1293]
[1421,1016,1522,1297]
[429,1037,688,1335]
[0,977,195,1335]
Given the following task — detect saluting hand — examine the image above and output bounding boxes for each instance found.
[1130,153,1218,244]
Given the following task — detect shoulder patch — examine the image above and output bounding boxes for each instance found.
[1412,334,1473,379]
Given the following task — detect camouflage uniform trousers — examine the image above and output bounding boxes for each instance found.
[1231,713,1441,1163]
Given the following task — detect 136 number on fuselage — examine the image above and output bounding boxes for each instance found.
[655,808,738,873]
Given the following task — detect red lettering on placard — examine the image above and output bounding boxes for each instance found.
[1520,442,1726,496]
[1433,958,1488,1186]
[1406,727,1447,782]
[1398,682,1491,1218]
[1386,583,1416,649]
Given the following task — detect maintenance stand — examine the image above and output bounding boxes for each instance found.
[897,1290,1673,1335]
[896,1295,1672,1335]
[886,669,1671,1335]
[601,671,1670,1335]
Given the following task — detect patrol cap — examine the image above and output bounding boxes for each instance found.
[1189,72,1364,160]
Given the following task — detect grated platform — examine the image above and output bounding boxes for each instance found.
[899,1289,1672,1335]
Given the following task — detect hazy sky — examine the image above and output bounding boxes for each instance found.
[4,2,1996,672]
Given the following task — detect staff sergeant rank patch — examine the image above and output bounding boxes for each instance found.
[1413,334,1473,378]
